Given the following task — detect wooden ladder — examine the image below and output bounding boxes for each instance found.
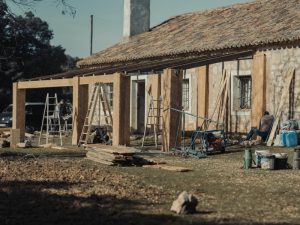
[142,96,163,148]
[78,83,113,146]
[99,83,113,140]
[38,93,63,146]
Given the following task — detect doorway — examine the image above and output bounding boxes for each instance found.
[137,81,145,134]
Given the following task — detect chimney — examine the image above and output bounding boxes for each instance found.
[123,0,150,40]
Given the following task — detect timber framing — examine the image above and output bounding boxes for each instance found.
[13,73,131,146]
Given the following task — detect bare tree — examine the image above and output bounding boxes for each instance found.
[4,0,76,17]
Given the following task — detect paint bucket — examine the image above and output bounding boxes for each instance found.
[273,153,288,170]
[293,148,300,170]
[244,148,252,169]
[255,150,270,168]
[260,153,275,170]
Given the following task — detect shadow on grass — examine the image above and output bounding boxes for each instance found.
[0,149,86,159]
[0,180,287,225]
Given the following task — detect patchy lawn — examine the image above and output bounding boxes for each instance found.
[0,145,299,225]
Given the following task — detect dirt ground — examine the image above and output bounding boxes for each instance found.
[0,144,299,225]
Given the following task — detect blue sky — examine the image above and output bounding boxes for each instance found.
[10,0,249,58]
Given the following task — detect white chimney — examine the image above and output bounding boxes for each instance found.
[123,0,150,40]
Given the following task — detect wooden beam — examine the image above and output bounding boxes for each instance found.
[80,74,115,85]
[17,79,73,89]
[112,73,131,146]
[12,82,26,142]
[162,69,183,151]
[251,52,266,128]
[72,77,89,145]
[197,66,209,127]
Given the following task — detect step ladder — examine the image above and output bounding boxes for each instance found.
[38,93,63,146]
[78,82,113,146]
[142,96,163,148]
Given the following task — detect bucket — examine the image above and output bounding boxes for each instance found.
[255,150,270,168]
[273,153,288,170]
[244,149,252,169]
[261,153,275,170]
[293,148,300,170]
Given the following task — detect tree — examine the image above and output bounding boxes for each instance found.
[4,0,76,17]
[0,1,69,111]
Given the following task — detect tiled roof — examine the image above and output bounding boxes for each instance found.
[78,0,300,67]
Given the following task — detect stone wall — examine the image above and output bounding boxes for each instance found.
[264,47,300,121]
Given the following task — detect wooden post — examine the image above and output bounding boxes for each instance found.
[162,69,183,151]
[112,73,131,146]
[12,82,26,142]
[251,52,266,128]
[197,66,209,128]
[72,77,89,145]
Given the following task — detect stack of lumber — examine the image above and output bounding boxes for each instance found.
[86,144,149,166]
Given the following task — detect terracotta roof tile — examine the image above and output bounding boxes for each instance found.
[78,0,300,67]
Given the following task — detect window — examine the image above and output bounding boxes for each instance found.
[239,76,251,109]
[106,83,113,109]
[182,79,189,111]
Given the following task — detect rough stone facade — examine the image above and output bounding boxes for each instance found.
[92,47,300,135]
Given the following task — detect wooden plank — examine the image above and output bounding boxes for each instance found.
[197,66,209,127]
[209,69,227,123]
[251,52,266,128]
[86,154,115,166]
[80,74,115,85]
[17,79,73,89]
[0,128,11,134]
[143,164,192,172]
[220,71,230,127]
[267,68,295,146]
[87,144,137,155]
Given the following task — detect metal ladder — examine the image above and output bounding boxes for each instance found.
[142,96,163,148]
[78,82,113,146]
[38,93,63,146]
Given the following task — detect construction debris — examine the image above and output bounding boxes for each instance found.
[171,191,198,214]
[86,144,150,166]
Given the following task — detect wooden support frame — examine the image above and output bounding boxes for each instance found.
[72,77,89,145]
[197,66,209,128]
[162,69,183,152]
[12,82,26,142]
[251,52,266,128]
[14,73,131,147]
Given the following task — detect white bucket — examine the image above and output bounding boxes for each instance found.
[255,150,270,168]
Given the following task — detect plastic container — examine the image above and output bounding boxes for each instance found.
[255,150,270,168]
[273,153,288,170]
[285,131,298,147]
[280,131,288,146]
[261,153,275,170]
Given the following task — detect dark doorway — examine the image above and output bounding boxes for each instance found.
[137,81,145,134]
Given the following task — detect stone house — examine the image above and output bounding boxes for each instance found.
[77,0,300,135]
